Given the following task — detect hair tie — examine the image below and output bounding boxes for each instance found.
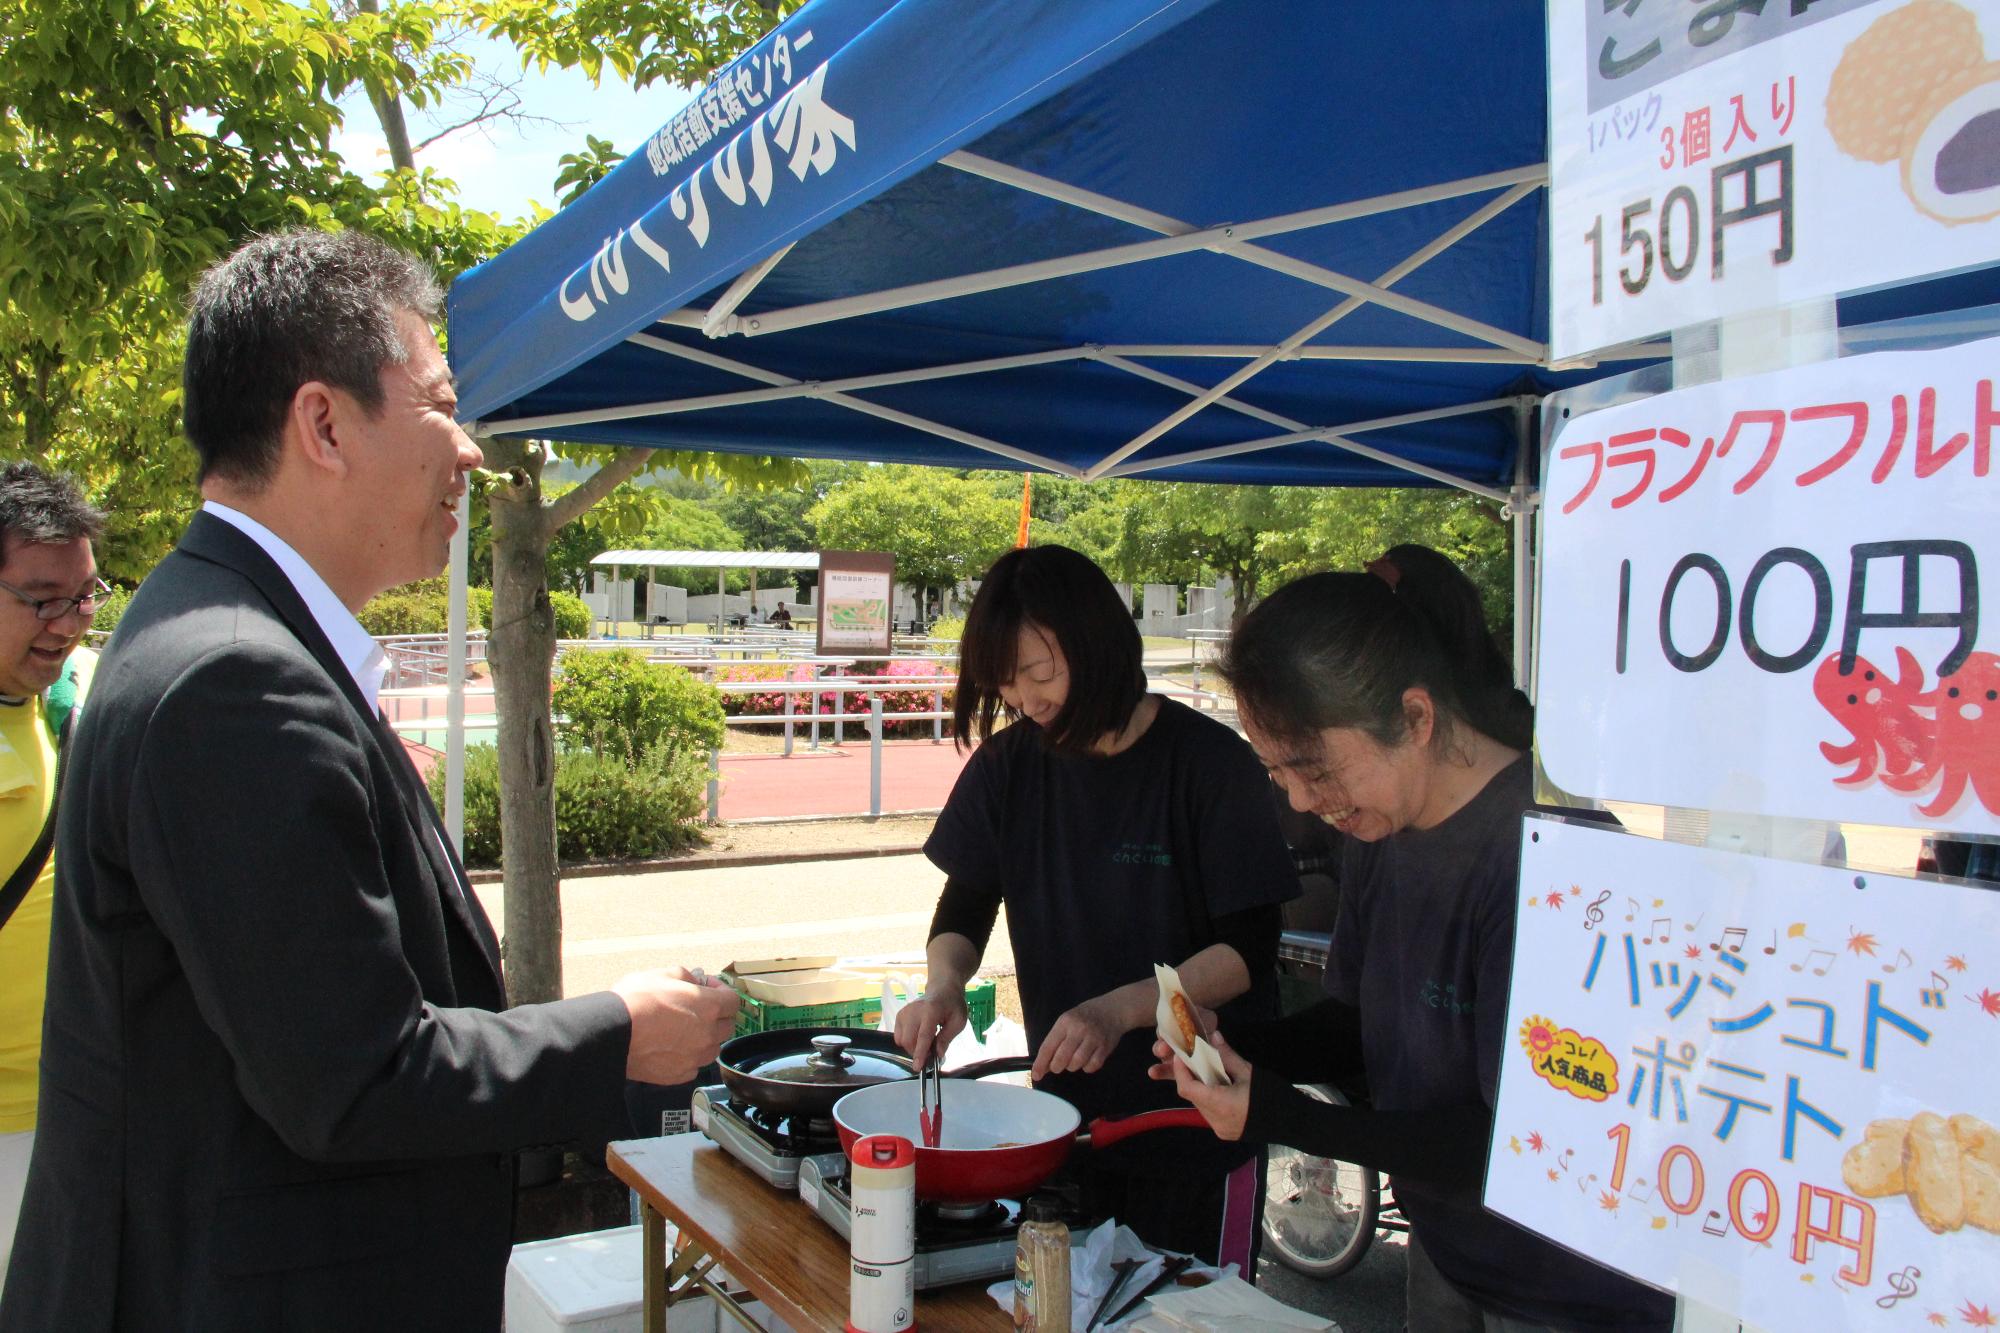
[1365,556,1401,589]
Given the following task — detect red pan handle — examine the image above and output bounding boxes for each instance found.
[1085,1107,1211,1149]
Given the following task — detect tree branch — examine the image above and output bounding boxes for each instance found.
[547,446,653,530]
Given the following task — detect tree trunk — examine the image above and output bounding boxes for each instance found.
[355,0,417,172]
[481,439,566,1004]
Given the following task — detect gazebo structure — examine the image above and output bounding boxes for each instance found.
[589,549,817,634]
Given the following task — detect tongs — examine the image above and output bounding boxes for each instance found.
[917,1053,942,1148]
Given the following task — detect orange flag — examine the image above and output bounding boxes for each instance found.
[1016,472,1033,547]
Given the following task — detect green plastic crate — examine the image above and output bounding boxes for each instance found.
[732,978,996,1039]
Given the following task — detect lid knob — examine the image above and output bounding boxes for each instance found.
[807,1033,854,1070]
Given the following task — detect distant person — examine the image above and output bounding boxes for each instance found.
[0,463,104,1284]
[0,229,738,1332]
[1155,545,1672,1332]
[768,601,792,627]
[894,544,1296,1269]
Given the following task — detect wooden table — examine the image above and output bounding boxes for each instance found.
[608,1134,1013,1333]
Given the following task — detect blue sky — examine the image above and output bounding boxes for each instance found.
[331,35,697,221]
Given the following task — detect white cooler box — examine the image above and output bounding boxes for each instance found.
[506,1226,791,1333]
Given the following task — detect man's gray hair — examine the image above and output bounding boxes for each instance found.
[0,461,104,562]
[182,228,443,487]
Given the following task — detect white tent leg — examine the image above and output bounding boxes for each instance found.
[446,506,468,854]
[1510,399,1536,698]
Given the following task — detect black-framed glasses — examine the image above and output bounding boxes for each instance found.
[0,575,112,623]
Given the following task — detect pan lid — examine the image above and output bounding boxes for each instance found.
[740,1033,912,1087]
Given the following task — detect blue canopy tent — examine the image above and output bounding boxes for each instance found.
[450,0,2000,492]
[439,0,2000,817]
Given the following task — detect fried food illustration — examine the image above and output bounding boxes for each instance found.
[1841,1118,1910,1197]
[1842,1110,2000,1233]
[1905,1112,1968,1233]
[1954,1114,2000,1232]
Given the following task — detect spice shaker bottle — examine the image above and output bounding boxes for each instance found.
[1013,1193,1071,1332]
[846,1133,915,1333]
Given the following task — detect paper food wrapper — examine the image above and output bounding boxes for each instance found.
[1153,963,1230,1087]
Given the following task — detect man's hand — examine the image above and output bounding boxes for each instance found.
[1147,1030,1253,1140]
[893,991,968,1068]
[613,967,740,1085]
[1031,993,1131,1081]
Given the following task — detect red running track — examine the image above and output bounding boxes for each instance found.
[400,734,971,821]
[714,740,971,819]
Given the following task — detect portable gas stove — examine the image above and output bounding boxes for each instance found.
[797,1151,1105,1290]
[690,1085,836,1190]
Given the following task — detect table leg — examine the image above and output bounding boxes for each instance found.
[642,1203,666,1333]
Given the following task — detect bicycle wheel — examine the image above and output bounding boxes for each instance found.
[1261,1083,1380,1279]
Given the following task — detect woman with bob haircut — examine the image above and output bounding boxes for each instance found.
[895,544,1297,1269]
[1153,546,1672,1331]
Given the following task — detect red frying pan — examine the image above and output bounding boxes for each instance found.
[832,1079,1208,1205]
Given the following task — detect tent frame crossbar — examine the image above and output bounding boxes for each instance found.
[705,164,1549,352]
[940,152,1547,360]
[473,162,1578,504]
[1084,179,1540,478]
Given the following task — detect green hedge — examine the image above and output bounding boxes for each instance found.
[358,578,494,636]
[431,743,710,868]
[549,590,591,639]
[553,648,726,764]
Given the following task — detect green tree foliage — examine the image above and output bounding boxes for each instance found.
[1268,486,1514,637]
[552,647,726,762]
[809,466,1016,606]
[1105,482,1313,623]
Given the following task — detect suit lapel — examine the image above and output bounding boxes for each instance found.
[177,513,506,996]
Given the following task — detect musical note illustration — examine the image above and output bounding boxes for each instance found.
[1584,890,1611,932]
[1875,1266,1921,1309]
[1923,971,1950,1008]
[1710,926,1748,954]
[1762,929,1777,956]
[1882,948,1913,975]
[1790,947,1837,976]
[1643,917,1673,945]
[1576,1171,1599,1195]
[1557,1148,1574,1174]
[1701,1209,1728,1237]
[1626,1177,1653,1204]
[1624,896,1639,923]
[1683,912,1704,934]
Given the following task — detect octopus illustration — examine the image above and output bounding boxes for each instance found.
[1815,648,1936,785]
[1817,648,2000,817]
[1886,651,2000,817]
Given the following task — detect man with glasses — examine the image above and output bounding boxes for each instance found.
[0,461,104,1283]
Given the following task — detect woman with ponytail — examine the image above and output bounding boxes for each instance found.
[1154,546,1671,1332]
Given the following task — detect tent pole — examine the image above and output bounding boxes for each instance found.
[445,505,468,853]
[701,242,795,337]
[1510,398,1538,699]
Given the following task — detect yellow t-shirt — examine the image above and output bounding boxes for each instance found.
[0,694,56,1134]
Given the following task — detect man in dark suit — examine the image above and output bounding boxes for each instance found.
[0,229,739,1331]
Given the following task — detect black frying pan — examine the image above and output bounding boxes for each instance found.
[716,1027,1027,1121]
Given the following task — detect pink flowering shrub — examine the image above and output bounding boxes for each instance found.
[715,658,955,737]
